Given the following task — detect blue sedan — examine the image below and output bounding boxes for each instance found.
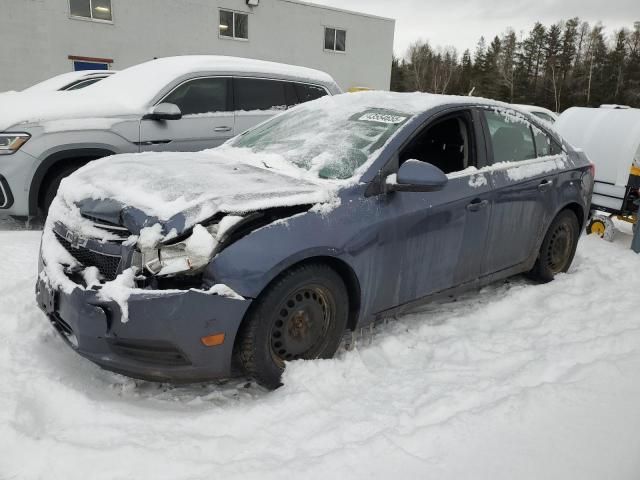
[36,92,594,388]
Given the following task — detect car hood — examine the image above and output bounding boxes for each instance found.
[0,90,140,132]
[52,147,340,240]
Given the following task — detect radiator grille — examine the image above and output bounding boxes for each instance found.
[56,233,122,281]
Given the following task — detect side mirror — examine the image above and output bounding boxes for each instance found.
[143,103,182,121]
[386,160,448,193]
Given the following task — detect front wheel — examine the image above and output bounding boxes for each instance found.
[529,210,580,283]
[237,263,349,389]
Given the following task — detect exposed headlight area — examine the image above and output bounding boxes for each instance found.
[144,224,220,278]
[0,133,30,155]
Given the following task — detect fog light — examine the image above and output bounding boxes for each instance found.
[201,333,225,347]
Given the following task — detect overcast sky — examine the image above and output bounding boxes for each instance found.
[309,0,640,57]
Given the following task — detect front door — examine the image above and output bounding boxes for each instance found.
[370,110,493,313]
[481,108,563,274]
[139,77,235,152]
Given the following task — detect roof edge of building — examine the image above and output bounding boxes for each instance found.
[279,0,395,23]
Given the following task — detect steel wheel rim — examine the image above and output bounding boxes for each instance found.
[547,223,573,273]
[269,285,336,367]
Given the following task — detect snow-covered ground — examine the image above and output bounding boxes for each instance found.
[1,217,640,479]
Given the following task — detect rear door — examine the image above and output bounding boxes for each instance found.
[481,108,564,274]
[139,77,234,152]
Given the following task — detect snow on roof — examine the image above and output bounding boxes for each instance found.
[0,56,339,132]
[92,55,339,107]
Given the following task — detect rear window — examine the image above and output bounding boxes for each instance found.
[63,77,104,91]
[484,110,536,163]
[532,128,562,157]
[294,84,328,104]
[234,78,288,112]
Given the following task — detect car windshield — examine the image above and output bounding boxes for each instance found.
[231,102,411,180]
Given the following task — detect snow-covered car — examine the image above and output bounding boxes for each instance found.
[513,104,559,123]
[22,70,117,93]
[36,92,594,388]
[0,55,341,217]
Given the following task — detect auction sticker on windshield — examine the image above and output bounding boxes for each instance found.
[358,112,408,124]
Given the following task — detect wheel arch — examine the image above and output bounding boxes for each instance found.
[28,148,115,215]
[559,201,585,230]
[233,255,362,353]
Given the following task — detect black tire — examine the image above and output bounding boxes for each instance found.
[237,263,349,390]
[529,209,580,282]
[41,166,80,218]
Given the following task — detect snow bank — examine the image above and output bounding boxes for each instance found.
[3,227,640,479]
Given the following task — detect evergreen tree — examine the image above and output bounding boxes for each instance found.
[389,19,640,110]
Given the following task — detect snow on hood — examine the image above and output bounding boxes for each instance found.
[0,89,139,132]
[50,146,340,240]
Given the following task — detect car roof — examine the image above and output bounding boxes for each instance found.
[512,104,558,118]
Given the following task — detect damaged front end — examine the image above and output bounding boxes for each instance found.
[134,205,314,291]
[35,202,314,382]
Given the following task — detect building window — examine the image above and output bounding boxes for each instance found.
[69,0,113,22]
[324,27,346,52]
[219,10,248,40]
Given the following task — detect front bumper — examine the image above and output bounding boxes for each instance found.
[0,149,38,215]
[36,270,252,383]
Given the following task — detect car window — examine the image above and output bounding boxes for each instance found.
[532,128,562,157]
[163,77,231,115]
[533,112,556,123]
[400,115,472,174]
[484,110,536,164]
[63,77,104,91]
[294,83,328,104]
[234,78,288,112]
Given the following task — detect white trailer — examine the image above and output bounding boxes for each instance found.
[556,106,640,239]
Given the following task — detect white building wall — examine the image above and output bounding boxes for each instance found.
[0,0,395,92]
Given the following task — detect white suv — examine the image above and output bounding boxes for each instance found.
[0,55,341,217]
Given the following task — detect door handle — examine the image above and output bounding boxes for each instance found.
[466,199,489,212]
[538,180,554,192]
[214,126,233,133]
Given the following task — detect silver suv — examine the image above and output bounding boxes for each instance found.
[0,56,341,217]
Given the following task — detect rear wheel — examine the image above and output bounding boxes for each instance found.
[237,263,349,389]
[529,210,580,282]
